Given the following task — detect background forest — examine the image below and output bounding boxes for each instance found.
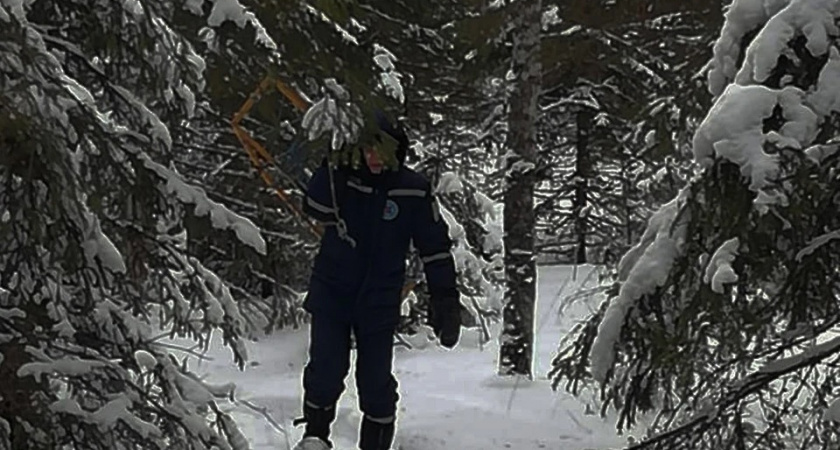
[2,0,840,449]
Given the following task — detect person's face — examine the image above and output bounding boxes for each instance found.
[364,147,384,174]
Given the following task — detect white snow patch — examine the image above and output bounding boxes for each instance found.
[301,81,363,151]
[0,0,30,21]
[374,44,404,104]
[122,0,143,17]
[18,356,107,382]
[0,308,25,321]
[91,396,163,440]
[436,172,464,194]
[111,85,172,150]
[591,188,690,383]
[703,238,741,294]
[184,0,204,15]
[808,46,840,117]
[186,266,625,450]
[804,143,840,162]
[735,0,840,87]
[175,82,197,119]
[693,84,817,196]
[707,0,792,96]
[644,129,656,147]
[825,397,840,422]
[81,211,127,273]
[208,0,248,27]
[134,350,158,371]
[203,0,277,50]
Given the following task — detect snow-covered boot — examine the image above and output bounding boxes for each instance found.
[292,402,336,449]
[293,436,332,450]
[358,415,395,450]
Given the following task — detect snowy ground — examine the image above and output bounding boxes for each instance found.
[194,265,628,449]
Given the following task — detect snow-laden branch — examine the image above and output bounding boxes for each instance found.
[589,187,691,383]
[628,334,840,449]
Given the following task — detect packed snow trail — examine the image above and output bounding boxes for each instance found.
[194,266,626,449]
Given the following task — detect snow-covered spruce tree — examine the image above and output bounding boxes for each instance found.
[536,0,723,266]
[551,0,840,448]
[0,1,270,448]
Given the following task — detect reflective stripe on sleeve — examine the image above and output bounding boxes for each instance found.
[306,196,336,214]
[387,188,426,197]
[421,252,452,264]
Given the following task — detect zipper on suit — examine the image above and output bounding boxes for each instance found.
[354,186,385,307]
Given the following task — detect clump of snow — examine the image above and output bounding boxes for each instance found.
[644,129,656,147]
[301,79,364,150]
[52,397,164,443]
[805,143,840,162]
[374,44,404,104]
[735,0,840,87]
[0,307,25,321]
[18,356,107,382]
[138,152,266,255]
[187,0,277,50]
[0,0,30,21]
[134,350,158,371]
[693,84,817,195]
[184,0,204,15]
[796,229,840,260]
[590,188,690,383]
[436,172,464,194]
[207,0,248,27]
[707,0,792,96]
[196,260,248,331]
[825,397,840,422]
[81,211,127,274]
[703,238,741,293]
[94,298,152,343]
[122,0,143,17]
[112,85,172,150]
[175,82,197,119]
[808,46,840,117]
[93,397,163,440]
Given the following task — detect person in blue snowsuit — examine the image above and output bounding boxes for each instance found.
[293,112,461,450]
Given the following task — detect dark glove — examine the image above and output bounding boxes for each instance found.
[429,296,461,349]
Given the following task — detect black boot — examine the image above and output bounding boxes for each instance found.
[359,415,395,450]
[293,401,337,448]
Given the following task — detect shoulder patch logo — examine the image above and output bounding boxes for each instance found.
[383,199,399,221]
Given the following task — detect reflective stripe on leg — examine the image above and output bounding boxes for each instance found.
[364,414,395,424]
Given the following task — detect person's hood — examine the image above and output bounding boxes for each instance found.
[373,109,409,167]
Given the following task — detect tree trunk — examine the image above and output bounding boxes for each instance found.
[572,107,594,264]
[499,0,542,379]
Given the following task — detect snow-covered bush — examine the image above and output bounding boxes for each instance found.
[552,1,840,448]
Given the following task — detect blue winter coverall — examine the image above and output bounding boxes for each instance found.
[297,116,460,449]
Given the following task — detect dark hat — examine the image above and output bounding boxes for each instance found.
[373,110,410,165]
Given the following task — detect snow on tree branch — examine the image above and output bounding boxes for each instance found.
[693,85,816,195]
[589,187,691,383]
[186,0,278,50]
[138,153,267,255]
[708,0,792,96]
[702,237,740,294]
[735,0,840,87]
